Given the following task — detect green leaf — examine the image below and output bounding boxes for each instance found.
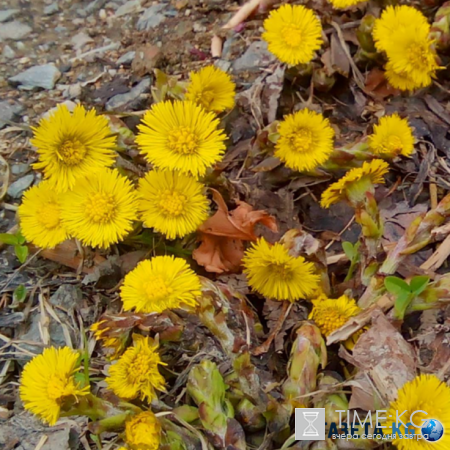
[342,241,355,260]
[0,233,18,245]
[13,285,27,303]
[384,276,410,296]
[15,229,26,245]
[394,291,413,320]
[410,276,430,296]
[14,245,28,263]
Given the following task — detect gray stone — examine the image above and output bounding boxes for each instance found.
[116,50,135,66]
[7,174,34,198]
[105,77,151,111]
[11,163,30,175]
[232,41,276,73]
[78,0,108,16]
[0,101,23,128]
[9,64,61,90]
[71,31,93,51]
[115,0,141,17]
[136,4,166,30]
[0,9,19,23]
[0,21,32,41]
[2,44,15,58]
[44,2,60,15]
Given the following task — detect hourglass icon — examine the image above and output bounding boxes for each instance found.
[302,411,320,437]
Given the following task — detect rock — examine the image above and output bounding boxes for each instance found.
[106,76,151,111]
[0,312,24,328]
[0,100,23,128]
[116,50,135,66]
[0,9,19,23]
[131,44,161,76]
[0,21,32,41]
[136,4,166,30]
[115,0,142,17]
[71,31,93,51]
[43,100,77,119]
[232,41,276,73]
[44,2,59,15]
[7,174,34,198]
[11,163,30,175]
[9,64,61,90]
[2,44,15,58]
[78,0,108,17]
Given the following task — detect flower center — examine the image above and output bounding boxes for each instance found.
[159,190,186,217]
[196,90,215,110]
[143,276,173,301]
[126,353,155,385]
[39,202,61,229]
[57,139,87,166]
[85,193,117,224]
[290,129,313,153]
[269,262,292,280]
[47,374,74,402]
[381,135,403,155]
[315,309,347,336]
[408,42,433,69]
[167,127,199,155]
[282,25,303,47]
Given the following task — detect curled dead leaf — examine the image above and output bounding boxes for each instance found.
[193,189,278,273]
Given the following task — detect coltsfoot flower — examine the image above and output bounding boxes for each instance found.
[242,238,320,302]
[19,347,89,425]
[185,65,235,113]
[121,256,201,313]
[32,104,116,192]
[320,159,389,208]
[19,181,69,249]
[262,4,323,66]
[61,168,138,248]
[275,108,335,172]
[309,295,363,349]
[368,114,415,158]
[136,100,227,178]
[124,411,161,450]
[137,170,209,240]
[106,336,166,402]
[386,375,450,449]
[328,0,365,9]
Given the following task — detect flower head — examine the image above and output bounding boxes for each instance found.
[275,109,334,172]
[91,320,127,360]
[137,170,208,240]
[19,347,89,425]
[106,335,166,402]
[19,181,69,249]
[32,104,116,192]
[136,100,227,178]
[320,159,389,208]
[368,114,415,158]
[309,295,362,349]
[242,238,320,302]
[328,0,365,9]
[262,4,323,66]
[121,256,201,313]
[386,374,450,449]
[185,65,235,113]
[61,168,138,248]
[124,411,161,450]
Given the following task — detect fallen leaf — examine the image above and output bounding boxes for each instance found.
[365,68,399,99]
[193,189,278,273]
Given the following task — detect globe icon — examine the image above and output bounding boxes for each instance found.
[421,419,444,442]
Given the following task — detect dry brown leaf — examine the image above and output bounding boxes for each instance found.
[193,189,278,273]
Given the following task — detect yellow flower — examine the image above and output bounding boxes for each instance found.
[242,238,320,302]
[19,347,89,425]
[384,64,419,92]
[328,0,365,9]
[262,4,323,66]
[32,104,116,192]
[121,256,201,313]
[136,100,227,178]
[309,295,362,349]
[91,320,125,360]
[368,114,415,158]
[320,159,389,208]
[275,109,334,172]
[106,336,166,402]
[373,6,430,54]
[386,374,450,449]
[137,170,208,240]
[61,168,138,248]
[18,181,69,249]
[124,411,161,450]
[185,65,235,113]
